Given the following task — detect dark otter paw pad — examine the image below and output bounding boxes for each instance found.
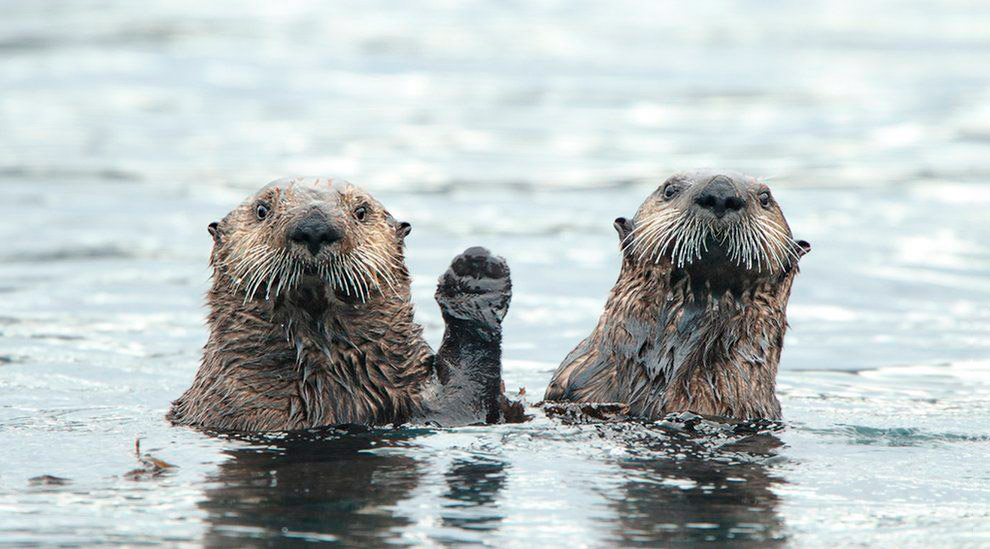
[436,247,511,325]
[450,246,510,279]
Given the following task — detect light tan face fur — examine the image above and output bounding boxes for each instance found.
[617,170,808,275]
[209,177,410,302]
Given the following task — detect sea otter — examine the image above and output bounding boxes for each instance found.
[168,177,520,431]
[544,170,810,420]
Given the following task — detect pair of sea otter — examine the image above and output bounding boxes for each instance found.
[168,171,810,432]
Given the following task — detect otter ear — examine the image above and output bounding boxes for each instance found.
[207,221,221,244]
[796,239,811,257]
[397,221,412,240]
[613,217,634,242]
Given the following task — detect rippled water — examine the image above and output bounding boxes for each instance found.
[2,1,990,546]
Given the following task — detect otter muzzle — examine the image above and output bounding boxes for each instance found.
[289,214,342,256]
[694,176,745,219]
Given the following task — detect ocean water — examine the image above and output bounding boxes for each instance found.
[2,1,990,546]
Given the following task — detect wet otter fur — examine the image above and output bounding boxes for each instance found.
[544,170,810,420]
[168,177,521,431]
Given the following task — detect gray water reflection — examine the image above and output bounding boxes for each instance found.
[559,417,788,545]
[200,428,428,546]
[614,448,784,545]
[194,421,788,547]
[439,456,508,539]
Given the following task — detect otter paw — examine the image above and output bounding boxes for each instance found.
[436,246,511,326]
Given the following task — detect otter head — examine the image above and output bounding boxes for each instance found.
[207,177,412,303]
[616,170,810,295]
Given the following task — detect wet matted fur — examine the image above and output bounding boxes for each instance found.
[544,170,810,420]
[168,177,519,431]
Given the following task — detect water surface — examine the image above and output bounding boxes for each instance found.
[2,1,990,546]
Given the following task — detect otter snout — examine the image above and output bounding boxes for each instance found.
[694,176,745,218]
[289,214,341,256]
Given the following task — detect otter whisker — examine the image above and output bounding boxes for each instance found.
[272,251,297,298]
[694,218,712,262]
[354,262,371,302]
[637,211,679,234]
[236,250,279,283]
[232,245,278,282]
[733,218,755,271]
[636,210,799,272]
[757,219,793,270]
[355,248,388,280]
[271,252,289,297]
[757,219,799,255]
[262,250,290,300]
[749,221,781,272]
[360,249,401,294]
[344,255,365,302]
[339,265,355,299]
[630,215,678,259]
[679,216,707,267]
[239,253,269,294]
[252,253,284,301]
[325,260,336,295]
[670,218,691,267]
[338,259,353,298]
[340,255,369,302]
[636,219,678,261]
[267,250,291,295]
[755,218,801,266]
[745,220,764,271]
[638,224,676,262]
[285,259,297,295]
[627,210,678,237]
[344,260,359,300]
[348,255,371,302]
[329,260,343,296]
[657,219,684,265]
[242,254,276,304]
[683,217,700,266]
[761,217,792,235]
[626,211,678,245]
[747,219,761,270]
[729,223,745,267]
[654,216,689,264]
[681,219,699,267]
[331,259,351,298]
[360,253,386,297]
[631,222,661,260]
[759,220,800,250]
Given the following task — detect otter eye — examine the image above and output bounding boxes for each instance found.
[354,206,368,221]
[256,202,270,220]
[663,184,680,200]
[759,191,771,207]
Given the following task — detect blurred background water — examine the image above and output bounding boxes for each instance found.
[1,0,990,546]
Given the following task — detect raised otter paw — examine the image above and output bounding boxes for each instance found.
[435,246,511,327]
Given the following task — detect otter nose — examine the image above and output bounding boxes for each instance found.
[289,215,341,256]
[694,176,745,218]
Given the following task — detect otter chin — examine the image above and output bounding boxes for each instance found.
[544,170,810,420]
[168,177,520,432]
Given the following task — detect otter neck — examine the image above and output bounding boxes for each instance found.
[605,256,790,419]
[202,275,434,428]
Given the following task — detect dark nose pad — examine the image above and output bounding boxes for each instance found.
[289,215,341,256]
[694,176,745,218]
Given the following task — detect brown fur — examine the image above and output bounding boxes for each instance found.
[544,170,809,420]
[169,177,513,431]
